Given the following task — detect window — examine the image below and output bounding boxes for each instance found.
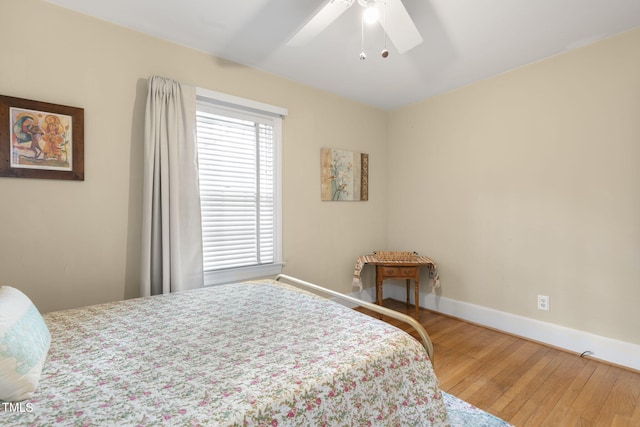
[195,88,286,286]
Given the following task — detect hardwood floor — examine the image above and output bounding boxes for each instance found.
[355,299,640,426]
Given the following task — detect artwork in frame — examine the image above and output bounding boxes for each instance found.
[321,147,368,201]
[0,95,84,180]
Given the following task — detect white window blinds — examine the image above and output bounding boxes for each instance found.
[195,91,284,285]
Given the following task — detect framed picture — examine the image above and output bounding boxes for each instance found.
[321,147,369,201]
[0,95,84,180]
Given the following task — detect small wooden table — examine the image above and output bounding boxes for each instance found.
[375,262,425,319]
[353,253,437,319]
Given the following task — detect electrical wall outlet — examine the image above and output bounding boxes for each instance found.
[537,295,550,311]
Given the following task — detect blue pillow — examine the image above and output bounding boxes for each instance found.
[0,286,51,402]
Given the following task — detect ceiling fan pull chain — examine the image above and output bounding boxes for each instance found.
[360,14,367,60]
[381,1,389,58]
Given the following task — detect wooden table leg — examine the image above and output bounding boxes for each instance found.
[406,279,410,307]
[376,268,383,306]
[375,267,384,319]
[414,277,420,319]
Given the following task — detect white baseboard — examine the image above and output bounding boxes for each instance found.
[345,283,640,372]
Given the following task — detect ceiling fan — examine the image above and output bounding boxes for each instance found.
[286,0,423,55]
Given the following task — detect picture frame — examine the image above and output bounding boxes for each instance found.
[321,147,368,201]
[0,95,84,180]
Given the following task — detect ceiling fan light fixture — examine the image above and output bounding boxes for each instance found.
[363,2,380,24]
[289,0,423,55]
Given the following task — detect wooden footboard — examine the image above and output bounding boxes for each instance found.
[275,274,434,360]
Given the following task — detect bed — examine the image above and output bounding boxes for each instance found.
[1,275,450,426]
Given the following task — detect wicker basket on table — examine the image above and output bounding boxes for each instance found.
[374,251,418,261]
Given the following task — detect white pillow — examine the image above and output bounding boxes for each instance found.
[0,286,51,402]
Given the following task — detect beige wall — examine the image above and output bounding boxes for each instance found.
[0,0,388,312]
[388,29,640,345]
[2,0,638,349]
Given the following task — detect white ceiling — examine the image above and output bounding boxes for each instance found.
[46,0,640,110]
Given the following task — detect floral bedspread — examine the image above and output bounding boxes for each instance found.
[3,280,450,426]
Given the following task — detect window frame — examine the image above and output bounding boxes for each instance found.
[195,87,286,286]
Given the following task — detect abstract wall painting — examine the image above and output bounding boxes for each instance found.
[321,147,368,201]
[0,95,84,180]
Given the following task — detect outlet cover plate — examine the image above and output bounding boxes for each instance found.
[537,295,550,311]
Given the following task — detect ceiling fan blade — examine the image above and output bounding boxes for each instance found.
[380,0,423,54]
[286,0,354,47]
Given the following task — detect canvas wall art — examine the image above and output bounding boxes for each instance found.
[321,148,368,201]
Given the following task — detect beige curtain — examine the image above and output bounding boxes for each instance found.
[141,76,203,296]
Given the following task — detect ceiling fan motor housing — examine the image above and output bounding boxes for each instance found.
[357,0,386,7]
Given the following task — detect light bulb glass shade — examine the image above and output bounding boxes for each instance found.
[363,4,379,24]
